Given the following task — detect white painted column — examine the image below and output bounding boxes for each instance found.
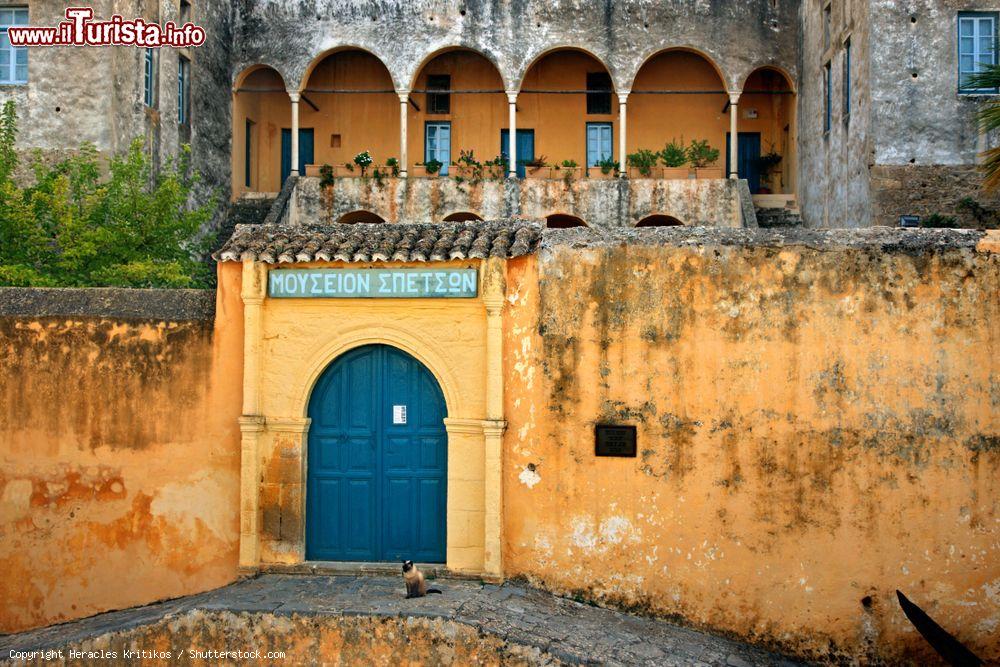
[618,92,628,177]
[398,92,409,178]
[729,92,740,179]
[507,91,518,177]
[289,92,300,176]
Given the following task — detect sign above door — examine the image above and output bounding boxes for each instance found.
[268,268,478,299]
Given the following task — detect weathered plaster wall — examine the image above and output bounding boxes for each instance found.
[0,283,244,633]
[291,175,746,228]
[501,228,1000,663]
[869,0,1000,226]
[797,0,871,228]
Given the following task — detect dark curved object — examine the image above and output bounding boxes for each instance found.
[896,590,982,666]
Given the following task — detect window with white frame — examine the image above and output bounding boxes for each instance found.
[959,12,998,93]
[144,48,157,106]
[0,7,28,85]
[178,55,191,124]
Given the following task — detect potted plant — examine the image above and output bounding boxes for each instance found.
[688,139,722,179]
[557,159,581,183]
[483,154,507,180]
[455,150,483,180]
[385,157,400,177]
[627,149,661,179]
[660,139,691,179]
[422,159,443,178]
[589,157,619,179]
[525,155,549,178]
[353,150,374,177]
[318,164,335,188]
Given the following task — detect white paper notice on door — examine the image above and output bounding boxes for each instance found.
[393,405,407,425]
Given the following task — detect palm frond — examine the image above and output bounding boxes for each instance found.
[962,63,1000,91]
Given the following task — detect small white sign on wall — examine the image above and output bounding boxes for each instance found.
[393,405,407,425]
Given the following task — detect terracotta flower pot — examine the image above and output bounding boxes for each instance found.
[628,166,663,179]
[662,167,693,180]
[588,166,617,180]
[695,167,724,179]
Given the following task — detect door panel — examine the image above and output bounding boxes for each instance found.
[501,129,535,178]
[726,132,762,193]
[280,128,315,185]
[306,345,448,563]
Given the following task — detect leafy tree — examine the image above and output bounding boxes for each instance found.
[965,65,1000,191]
[0,100,215,288]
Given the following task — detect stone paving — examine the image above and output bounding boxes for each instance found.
[1,574,806,666]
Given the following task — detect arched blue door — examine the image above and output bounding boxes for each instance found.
[306,345,447,562]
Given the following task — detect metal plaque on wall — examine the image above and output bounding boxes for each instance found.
[595,424,637,458]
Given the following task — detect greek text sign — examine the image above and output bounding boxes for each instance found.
[268,269,478,299]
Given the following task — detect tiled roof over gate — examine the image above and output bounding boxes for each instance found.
[214,221,543,264]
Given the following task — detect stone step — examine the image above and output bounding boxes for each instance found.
[755,207,804,229]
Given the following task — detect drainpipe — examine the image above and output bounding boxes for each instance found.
[398,91,409,178]
[729,91,740,179]
[289,91,300,176]
[618,92,628,177]
[507,91,518,177]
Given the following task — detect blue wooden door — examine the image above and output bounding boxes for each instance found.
[501,129,535,178]
[726,132,762,193]
[306,345,447,563]
[281,128,314,184]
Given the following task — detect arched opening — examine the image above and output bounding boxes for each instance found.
[741,67,797,195]
[338,210,385,225]
[636,215,684,227]
[409,48,506,177]
[306,344,447,562]
[232,65,289,196]
[442,211,483,222]
[546,213,588,229]
[300,49,398,178]
[518,49,616,176]
[630,49,728,178]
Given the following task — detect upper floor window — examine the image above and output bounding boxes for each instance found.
[823,61,832,135]
[180,0,192,25]
[586,72,612,115]
[426,75,450,114]
[959,12,998,93]
[823,3,832,50]
[144,48,157,106]
[178,55,191,124]
[843,38,851,122]
[0,7,28,85]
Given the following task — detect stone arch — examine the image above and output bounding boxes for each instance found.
[737,63,797,95]
[515,45,618,92]
[407,44,509,92]
[293,44,400,93]
[628,45,732,92]
[232,64,291,196]
[636,214,684,227]
[443,211,483,222]
[546,213,588,229]
[338,210,385,224]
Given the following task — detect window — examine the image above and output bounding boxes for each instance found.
[178,55,191,124]
[823,62,832,134]
[180,0,192,24]
[823,3,832,50]
[144,48,157,106]
[425,122,451,175]
[843,38,851,122]
[959,12,998,93]
[0,7,28,84]
[426,75,450,114]
[244,119,253,188]
[586,72,613,115]
[586,123,613,167]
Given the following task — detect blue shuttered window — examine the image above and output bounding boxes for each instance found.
[425,122,451,175]
[959,12,998,93]
[586,123,613,167]
[178,56,191,124]
[0,7,28,84]
[144,48,156,106]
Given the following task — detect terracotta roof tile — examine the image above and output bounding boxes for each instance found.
[214,220,543,264]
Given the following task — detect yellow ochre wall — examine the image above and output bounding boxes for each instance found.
[232,66,290,196]
[501,240,1000,664]
[0,278,245,633]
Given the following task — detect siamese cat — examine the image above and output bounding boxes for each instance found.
[402,560,442,598]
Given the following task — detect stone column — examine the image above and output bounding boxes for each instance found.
[239,260,267,570]
[729,92,740,179]
[398,92,409,178]
[266,418,311,562]
[618,92,629,177]
[482,258,507,580]
[507,91,518,177]
[289,92,300,176]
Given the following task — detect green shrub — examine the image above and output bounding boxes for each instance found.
[595,157,619,175]
[319,164,335,187]
[424,159,443,175]
[687,139,720,168]
[920,213,959,228]
[627,149,659,176]
[659,140,688,168]
[0,100,215,288]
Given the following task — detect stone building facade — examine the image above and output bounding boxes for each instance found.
[3,0,998,227]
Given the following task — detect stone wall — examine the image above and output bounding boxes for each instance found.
[501,227,1000,663]
[0,282,244,633]
[291,175,748,228]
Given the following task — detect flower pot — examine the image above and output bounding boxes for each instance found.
[483,165,506,180]
[304,164,322,177]
[554,167,582,182]
[662,167,693,180]
[524,165,550,179]
[588,166,617,180]
[417,165,441,178]
[628,166,663,179]
[695,167,724,179]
